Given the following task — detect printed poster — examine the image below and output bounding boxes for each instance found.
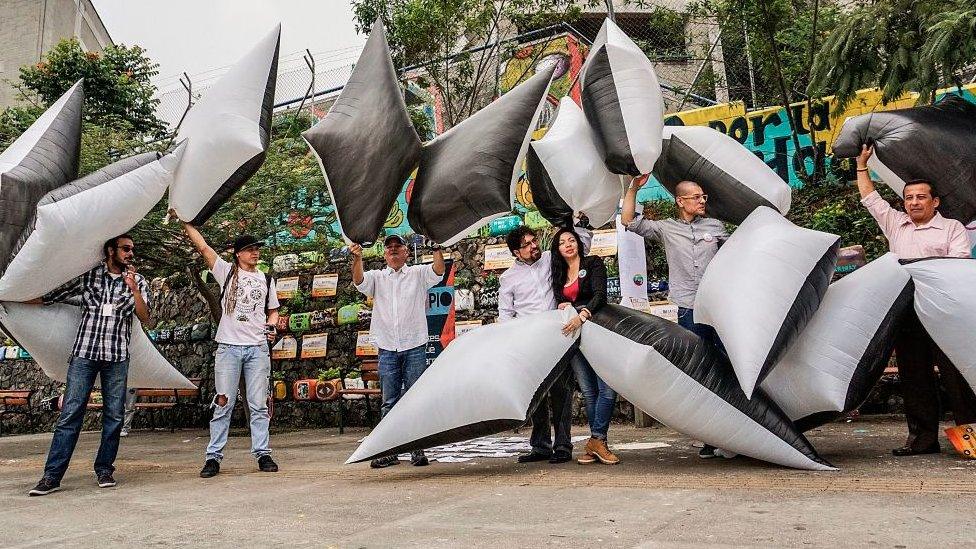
[648,300,678,323]
[355,331,378,356]
[425,260,456,366]
[484,244,515,270]
[300,333,328,358]
[271,335,298,360]
[276,276,299,300]
[616,216,649,307]
[311,273,339,297]
[454,320,483,338]
[589,229,618,257]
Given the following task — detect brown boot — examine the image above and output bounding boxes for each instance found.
[585,437,620,465]
[577,451,597,464]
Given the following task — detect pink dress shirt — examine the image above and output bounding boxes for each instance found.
[861,191,971,259]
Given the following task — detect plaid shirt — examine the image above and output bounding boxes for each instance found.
[43,264,150,362]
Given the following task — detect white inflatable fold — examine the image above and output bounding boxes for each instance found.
[0,302,195,389]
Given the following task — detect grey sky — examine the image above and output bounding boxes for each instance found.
[91,0,366,93]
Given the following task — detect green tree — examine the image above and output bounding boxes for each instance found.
[808,0,976,112]
[15,39,165,137]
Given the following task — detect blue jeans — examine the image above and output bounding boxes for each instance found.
[43,356,129,482]
[378,345,428,417]
[206,344,271,461]
[678,307,727,356]
[571,351,616,440]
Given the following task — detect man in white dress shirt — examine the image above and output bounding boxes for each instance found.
[351,234,445,468]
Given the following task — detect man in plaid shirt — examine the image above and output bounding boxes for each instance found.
[28,234,150,496]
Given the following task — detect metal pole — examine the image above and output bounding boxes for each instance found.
[678,27,725,111]
[605,0,615,21]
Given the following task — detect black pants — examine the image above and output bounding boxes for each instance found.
[895,312,976,450]
[528,366,574,455]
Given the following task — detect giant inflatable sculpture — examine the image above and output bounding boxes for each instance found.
[0,81,84,275]
[694,207,840,398]
[526,97,623,228]
[580,18,664,176]
[347,309,577,463]
[654,126,792,225]
[408,65,555,246]
[168,25,280,225]
[761,254,914,430]
[833,94,976,224]
[303,20,421,245]
[580,305,834,470]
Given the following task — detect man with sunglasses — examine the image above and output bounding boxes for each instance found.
[28,235,150,496]
[350,234,445,468]
[621,176,729,459]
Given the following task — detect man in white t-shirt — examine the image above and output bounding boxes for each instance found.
[180,219,280,478]
[351,234,445,469]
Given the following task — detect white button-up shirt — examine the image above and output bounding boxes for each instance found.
[355,263,442,352]
[498,251,557,322]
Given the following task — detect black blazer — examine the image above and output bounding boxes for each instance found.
[553,255,607,314]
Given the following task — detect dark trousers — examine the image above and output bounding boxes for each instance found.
[895,312,976,450]
[528,366,574,455]
[43,357,129,482]
[677,307,727,356]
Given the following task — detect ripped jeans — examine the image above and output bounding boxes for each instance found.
[205,343,271,462]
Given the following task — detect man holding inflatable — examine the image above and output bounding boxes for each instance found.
[856,145,976,457]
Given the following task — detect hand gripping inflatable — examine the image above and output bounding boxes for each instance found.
[0,302,195,389]
[653,126,792,225]
[580,18,664,176]
[580,304,833,470]
[833,95,976,224]
[901,257,976,391]
[346,309,577,463]
[0,144,183,302]
[303,21,421,245]
[694,207,840,398]
[525,97,623,228]
[761,253,914,430]
[1,81,84,274]
[169,25,280,225]
[407,65,555,246]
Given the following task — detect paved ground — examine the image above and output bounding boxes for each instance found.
[0,415,973,548]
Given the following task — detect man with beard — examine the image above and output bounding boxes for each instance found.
[28,235,150,495]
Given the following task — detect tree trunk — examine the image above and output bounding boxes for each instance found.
[188,266,221,322]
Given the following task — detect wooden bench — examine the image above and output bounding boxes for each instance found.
[0,389,35,435]
[51,378,203,432]
[337,360,382,434]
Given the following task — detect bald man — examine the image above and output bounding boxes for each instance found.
[621,176,729,459]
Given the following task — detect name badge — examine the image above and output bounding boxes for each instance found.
[101,303,115,317]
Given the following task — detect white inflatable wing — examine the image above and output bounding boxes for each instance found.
[694,207,840,398]
[0,302,194,389]
[761,254,913,430]
[169,25,280,225]
[407,65,555,246]
[526,97,623,228]
[902,257,976,391]
[0,145,182,302]
[654,126,792,225]
[1,81,83,274]
[347,309,577,463]
[581,305,833,470]
[303,21,421,245]
[580,18,664,175]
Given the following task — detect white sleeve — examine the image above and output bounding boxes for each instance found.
[424,263,444,287]
[267,278,281,309]
[212,257,232,289]
[497,276,516,322]
[355,270,377,297]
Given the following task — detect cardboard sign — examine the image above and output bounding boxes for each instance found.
[589,229,618,257]
[355,331,378,356]
[300,333,329,358]
[484,244,515,270]
[455,320,483,338]
[311,273,339,297]
[276,276,300,300]
[271,335,298,360]
[648,300,679,323]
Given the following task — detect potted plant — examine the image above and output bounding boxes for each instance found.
[454,275,475,312]
[479,272,500,308]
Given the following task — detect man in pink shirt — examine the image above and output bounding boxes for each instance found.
[857,145,976,456]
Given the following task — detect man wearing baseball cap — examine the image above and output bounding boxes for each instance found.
[178,217,280,478]
[350,234,445,468]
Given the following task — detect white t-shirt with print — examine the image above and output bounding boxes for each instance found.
[212,257,280,345]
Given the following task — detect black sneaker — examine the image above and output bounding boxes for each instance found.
[200,459,220,478]
[549,450,572,464]
[411,450,429,467]
[517,451,552,463]
[96,472,116,488]
[699,444,717,459]
[258,455,278,472]
[28,477,61,497]
[370,455,400,469]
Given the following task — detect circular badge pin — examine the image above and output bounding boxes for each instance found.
[578,269,587,278]
[702,233,714,242]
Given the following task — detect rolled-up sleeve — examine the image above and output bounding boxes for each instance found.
[355,270,377,297]
[860,190,904,237]
[42,277,82,305]
[626,217,664,241]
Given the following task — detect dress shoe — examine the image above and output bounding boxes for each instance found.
[517,451,551,463]
[549,450,572,464]
[892,443,940,456]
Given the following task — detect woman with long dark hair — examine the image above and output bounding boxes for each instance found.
[550,227,619,465]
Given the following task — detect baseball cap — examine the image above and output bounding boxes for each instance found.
[233,235,265,254]
[383,234,407,247]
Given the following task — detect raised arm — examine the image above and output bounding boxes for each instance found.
[350,244,365,285]
[432,247,446,276]
[178,217,218,270]
[621,175,650,226]
[855,145,876,199]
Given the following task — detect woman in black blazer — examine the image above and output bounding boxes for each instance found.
[550,227,619,465]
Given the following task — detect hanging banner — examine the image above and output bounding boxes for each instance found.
[300,333,329,358]
[355,330,378,356]
[589,229,618,257]
[275,276,300,300]
[484,244,516,270]
[311,273,339,298]
[616,216,649,308]
[271,335,298,360]
[425,260,456,366]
